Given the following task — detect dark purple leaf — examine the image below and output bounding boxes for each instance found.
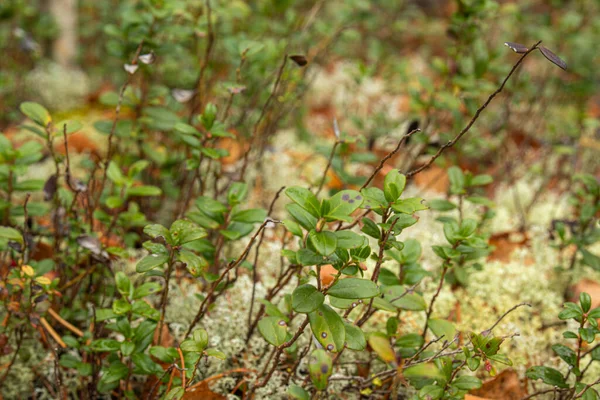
[539,46,567,70]
[43,174,58,201]
[289,55,308,67]
[504,42,529,54]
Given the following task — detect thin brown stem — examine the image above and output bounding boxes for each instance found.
[406,41,542,178]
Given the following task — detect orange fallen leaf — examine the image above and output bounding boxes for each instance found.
[570,279,600,310]
[469,369,526,399]
[320,264,338,288]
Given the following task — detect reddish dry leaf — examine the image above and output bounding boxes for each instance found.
[55,131,102,161]
[183,382,226,399]
[469,369,527,399]
[413,165,450,194]
[320,264,338,288]
[488,232,529,263]
[570,279,600,310]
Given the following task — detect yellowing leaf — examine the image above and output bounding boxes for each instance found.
[21,265,35,277]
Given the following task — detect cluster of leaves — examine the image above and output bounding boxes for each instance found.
[550,174,600,273]
[527,293,600,399]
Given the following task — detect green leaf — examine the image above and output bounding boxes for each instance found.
[395,333,424,348]
[120,341,135,356]
[174,122,200,136]
[180,338,206,353]
[448,166,465,194]
[391,197,428,214]
[56,119,83,135]
[292,284,325,313]
[327,278,379,299]
[563,331,579,339]
[20,102,51,127]
[589,307,600,319]
[308,304,345,352]
[106,162,126,186]
[308,349,332,390]
[297,248,325,266]
[126,185,162,197]
[90,339,121,352]
[205,349,226,359]
[143,224,170,241]
[581,249,600,271]
[165,387,184,400]
[580,293,592,313]
[258,316,288,346]
[309,230,338,256]
[136,254,169,273]
[343,322,366,351]
[428,319,456,343]
[526,366,568,388]
[383,170,407,202]
[149,346,178,363]
[227,182,248,205]
[112,299,131,315]
[361,217,381,239]
[467,357,480,371]
[470,174,493,186]
[452,375,482,390]
[195,196,227,216]
[170,219,207,245]
[381,286,427,311]
[288,384,310,400]
[334,231,366,249]
[286,204,318,231]
[231,208,267,223]
[0,226,23,244]
[101,361,128,384]
[285,187,321,218]
[558,303,582,320]
[177,249,208,277]
[428,199,457,211]
[132,353,163,375]
[193,328,209,348]
[403,363,444,380]
[419,385,443,399]
[115,272,132,297]
[283,219,303,237]
[325,190,363,221]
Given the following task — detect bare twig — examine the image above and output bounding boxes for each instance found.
[361,128,420,190]
[406,41,542,178]
[239,53,288,181]
[186,219,280,338]
[482,302,531,335]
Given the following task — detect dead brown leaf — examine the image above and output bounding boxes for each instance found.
[413,165,449,194]
[183,382,226,399]
[469,369,526,400]
[570,279,600,310]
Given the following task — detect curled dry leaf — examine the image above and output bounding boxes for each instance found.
[538,46,567,70]
[504,42,528,54]
[138,52,156,65]
[172,89,195,103]
[333,118,340,140]
[43,174,58,201]
[124,63,139,74]
[289,54,308,67]
[227,85,246,95]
